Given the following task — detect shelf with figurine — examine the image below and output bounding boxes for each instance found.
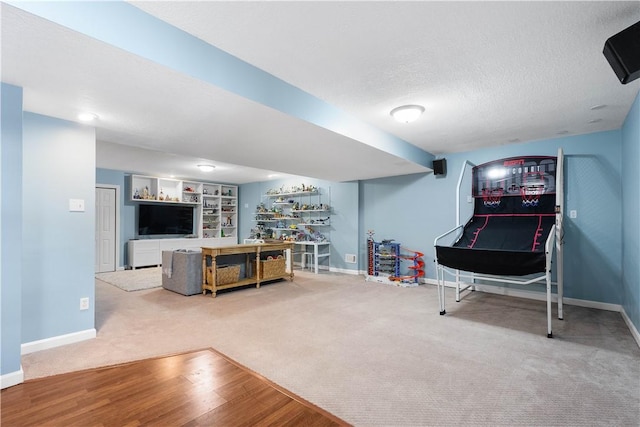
[265,183,319,197]
[129,174,237,240]
[130,175,198,204]
[250,183,331,245]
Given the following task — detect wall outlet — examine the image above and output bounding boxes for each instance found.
[467,195,473,203]
[569,210,577,219]
[345,254,357,263]
[80,297,90,310]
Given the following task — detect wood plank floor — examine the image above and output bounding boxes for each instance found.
[1,348,349,427]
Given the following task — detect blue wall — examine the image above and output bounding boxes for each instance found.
[622,90,640,331]
[360,130,623,304]
[1,83,23,378]
[239,178,360,272]
[22,113,96,343]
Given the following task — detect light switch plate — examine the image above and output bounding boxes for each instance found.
[69,199,85,212]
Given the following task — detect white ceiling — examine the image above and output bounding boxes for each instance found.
[2,1,639,184]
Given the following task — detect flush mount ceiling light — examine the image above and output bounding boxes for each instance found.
[390,105,425,123]
[78,112,98,122]
[197,164,215,172]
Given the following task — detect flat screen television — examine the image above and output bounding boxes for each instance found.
[138,204,194,236]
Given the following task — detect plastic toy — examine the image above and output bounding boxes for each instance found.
[366,230,424,286]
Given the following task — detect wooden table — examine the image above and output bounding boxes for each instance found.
[201,242,294,297]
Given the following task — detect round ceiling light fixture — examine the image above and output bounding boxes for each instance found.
[78,112,98,122]
[197,164,215,172]
[390,105,425,123]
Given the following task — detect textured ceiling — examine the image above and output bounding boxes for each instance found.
[3,1,639,183]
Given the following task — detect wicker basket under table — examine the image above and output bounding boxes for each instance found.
[254,257,286,280]
[207,264,241,286]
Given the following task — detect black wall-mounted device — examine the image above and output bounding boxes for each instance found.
[603,20,640,85]
[433,158,447,176]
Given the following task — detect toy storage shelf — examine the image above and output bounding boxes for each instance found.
[249,184,331,272]
[251,186,331,242]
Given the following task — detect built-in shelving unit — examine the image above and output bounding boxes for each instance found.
[128,175,238,269]
[250,184,330,243]
[130,175,237,240]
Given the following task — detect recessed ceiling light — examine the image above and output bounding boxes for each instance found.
[557,130,570,135]
[78,112,98,122]
[590,104,607,110]
[508,138,520,143]
[588,118,603,124]
[390,105,425,123]
[197,164,215,172]
[267,174,280,178]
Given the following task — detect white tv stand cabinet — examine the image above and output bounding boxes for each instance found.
[128,237,236,269]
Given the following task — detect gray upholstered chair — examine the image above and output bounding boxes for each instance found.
[161,249,202,296]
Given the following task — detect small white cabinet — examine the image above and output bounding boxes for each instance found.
[128,240,160,269]
[128,237,236,269]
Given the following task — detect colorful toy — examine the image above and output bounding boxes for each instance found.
[366,230,424,286]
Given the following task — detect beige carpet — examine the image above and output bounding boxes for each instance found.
[22,271,640,426]
[95,267,161,291]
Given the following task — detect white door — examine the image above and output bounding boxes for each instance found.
[95,187,117,272]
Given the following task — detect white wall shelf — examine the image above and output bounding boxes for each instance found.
[250,185,331,245]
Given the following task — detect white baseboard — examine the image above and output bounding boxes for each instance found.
[621,307,640,348]
[1,366,24,389]
[426,279,640,348]
[330,266,359,275]
[425,279,622,312]
[21,328,96,355]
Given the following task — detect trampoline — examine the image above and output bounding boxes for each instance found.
[434,150,564,337]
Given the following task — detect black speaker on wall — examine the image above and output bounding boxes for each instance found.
[433,158,447,176]
[603,20,640,84]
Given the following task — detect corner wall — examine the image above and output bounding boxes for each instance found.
[621,90,640,332]
[21,113,96,344]
[1,83,24,387]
